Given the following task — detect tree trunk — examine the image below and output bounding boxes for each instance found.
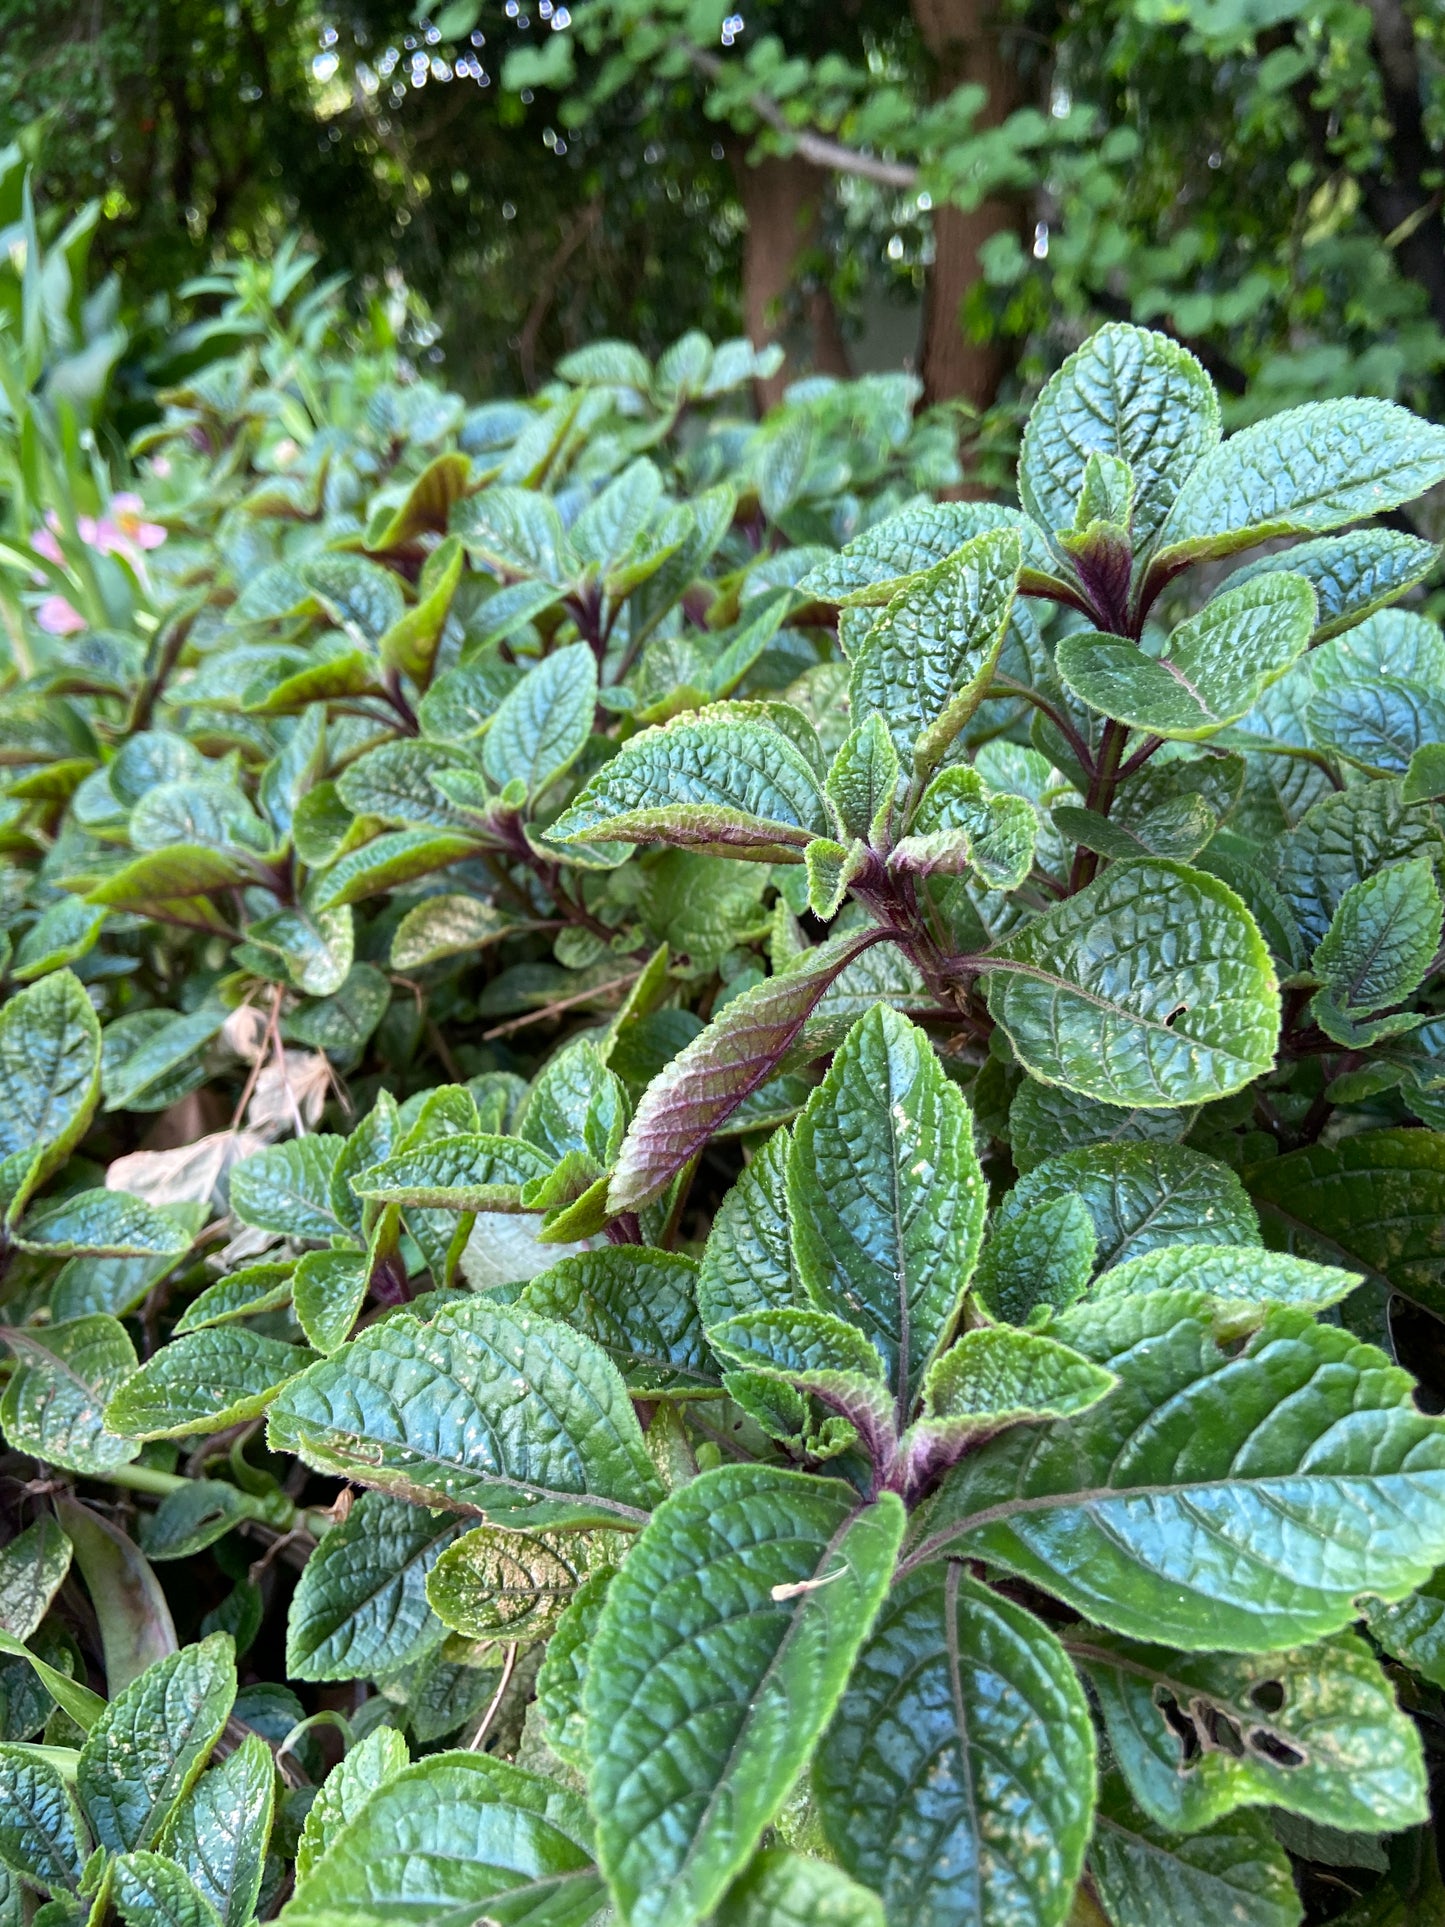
[911,0,1027,409]
[732,150,852,412]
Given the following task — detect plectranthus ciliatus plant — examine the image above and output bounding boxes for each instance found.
[4,316,1445,1927]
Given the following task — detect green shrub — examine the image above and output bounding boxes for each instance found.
[3,309,1445,1926]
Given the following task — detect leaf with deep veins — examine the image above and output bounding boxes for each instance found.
[585,1465,903,1927]
[267,1297,663,1523]
[916,1288,1445,1650]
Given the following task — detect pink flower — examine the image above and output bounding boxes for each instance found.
[107,493,167,551]
[30,521,63,567]
[36,594,85,635]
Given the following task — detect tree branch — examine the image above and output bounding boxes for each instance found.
[684,46,920,190]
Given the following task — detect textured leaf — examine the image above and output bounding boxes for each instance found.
[816,1562,1094,1927]
[609,929,889,1212]
[295,1728,410,1881]
[351,1133,551,1211]
[390,896,509,970]
[1008,1079,1194,1174]
[452,485,573,582]
[1057,574,1315,739]
[1227,528,1439,639]
[1248,1130,1445,1317]
[517,1248,717,1396]
[0,1746,89,1891]
[985,859,1279,1107]
[16,1191,193,1260]
[1366,1570,1445,1690]
[921,1326,1116,1428]
[1154,398,1445,567]
[1088,1771,1301,1927]
[112,1853,222,1927]
[105,1330,312,1440]
[77,1633,236,1854]
[586,1465,904,1927]
[286,1492,465,1682]
[713,1850,883,1927]
[999,1143,1260,1272]
[482,644,597,798]
[1312,857,1441,1015]
[533,1565,614,1772]
[173,1265,294,1335]
[139,1482,255,1562]
[552,709,831,859]
[1092,1243,1355,1322]
[0,1519,72,1643]
[228,1138,347,1241]
[426,1523,595,1640]
[826,712,900,847]
[161,1735,274,1927]
[0,970,100,1209]
[292,1250,369,1356]
[970,1195,1096,1325]
[787,1006,986,1412]
[918,1289,1445,1649]
[315,830,479,911]
[797,499,1056,604]
[1019,323,1219,549]
[0,1317,140,1476]
[848,528,1020,778]
[267,1297,663,1522]
[281,1752,605,1927]
[1273,781,1444,952]
[892,765,1038,889]
[695,1128,802,1327]
[1075,1628,1426,1834]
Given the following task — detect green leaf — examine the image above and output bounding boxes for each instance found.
[1056,573,1316,739]
[1008,1079,1194,1174]
[293,1250,369,1355]
[970,1195,1096,1325]
[713,1850,884,1927]
[0,1318,139,1476]
[101,1005,228,1115]
[1019,323,1220,550]
[246,906,354,998]
[280,1752,605,1927]
[1226,528,1439,640]
[787,1006,986,1412]
[1075,1628,1426,1834]
[797,500,1059,604]
[104,1330,312,1440]
[826,712,900,848]
[481,644,597,798]
[919,1289,1445,1650]
[0,1519,72,1643]
[303,554,406,645]
[0,1627,103,1734]
[87,848,253,910]
[228,1137,347,1241]
[892,765,1038,889]
[848,528,1020,780]
[381,537,464,684]
[920,1326,1116,1429]
[12,900,107,984]
[532,1564,613,1773]
[586,1464,904,1927]
[336,742,471,832]
[1312,858,1442,1014]
[816,1563,1094,1927]
[295,1728,409,1882]
[985,859,1279,1107]
[139,1482,255,1562]
[1248,1129,1445,1318]
[0,1746,89,1891]
[1273,781,1444,952]
[173,1265,294,1335]
[286,1492,465,1682]
[452,485,573,583]
[998,1143,1260,1272]
[54,1498,175,1695]
[112,1854,221,1927]
[161,1734,274,1927]
[1153,397,1445,568]
[390,896,509,970]
[76,1633,236,1854]
[425,1523,596,1641]
[517,1248,717,1396]
[351,1133,552,1211]
[267,1297,663,1523]
[695,1127,803,1327]
[0,971,100,1213]
[15,1192,194,1260]
[1088,1771,1302,1927]
[1091,1243,1355,1323]
[552,708,832,859]
[609,929,889,1212]
[316,830,479,911]
[1366,1569,1445,1690]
